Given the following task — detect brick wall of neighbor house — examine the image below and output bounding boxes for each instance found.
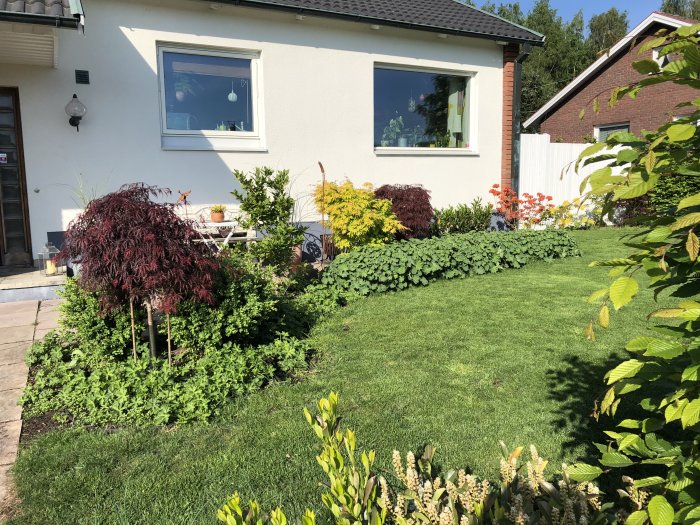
[502,44,518,188]
[539,23,698,143]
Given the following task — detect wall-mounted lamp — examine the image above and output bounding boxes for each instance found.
[65,94,87,132]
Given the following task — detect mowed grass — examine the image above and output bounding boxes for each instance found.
[9,229,668,525]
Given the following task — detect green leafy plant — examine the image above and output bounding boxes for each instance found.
[219,393,617,525]
[381,116,404,146]
[321,231,580,296]
[211,204,227,214]
[232,167,306,271]
[572,24,700,524]
[432,199,494,236]
[315,180,405,251]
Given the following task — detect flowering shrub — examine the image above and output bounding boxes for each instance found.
[315,180,404,251]
[543,197,603,230]
[489,184,554,228]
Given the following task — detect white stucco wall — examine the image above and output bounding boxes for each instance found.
[2,0,506,259]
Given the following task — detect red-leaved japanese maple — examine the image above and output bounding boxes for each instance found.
[374,184,433,239]
[61,184,218,362]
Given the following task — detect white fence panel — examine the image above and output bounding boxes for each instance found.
[520,134,600,204]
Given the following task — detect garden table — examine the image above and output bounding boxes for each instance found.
[194,221,258,251]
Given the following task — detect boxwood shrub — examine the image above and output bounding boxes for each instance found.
[321,230,580,295]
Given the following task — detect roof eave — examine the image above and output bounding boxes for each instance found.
[213,0,545,45]
[0,11,81,28]
[524,12,689,128]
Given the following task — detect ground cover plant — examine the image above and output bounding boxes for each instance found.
[9,229,665,524]
[321,230,579,296]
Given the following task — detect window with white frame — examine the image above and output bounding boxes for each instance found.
[595,122,630,142]
[158,45,263,150]
[653,47,671,69]
[374,66,473,150]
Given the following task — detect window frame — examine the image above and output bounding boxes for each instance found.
[372,62,478,156]
[156,43,265,151]
[594,122,630,142]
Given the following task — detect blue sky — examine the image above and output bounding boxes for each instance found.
[515,0,663,28]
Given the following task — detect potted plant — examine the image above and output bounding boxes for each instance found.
[381,116,404,147]
[210,204,226,223]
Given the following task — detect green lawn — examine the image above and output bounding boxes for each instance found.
[10,228,665,525]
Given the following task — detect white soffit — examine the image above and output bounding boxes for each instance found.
[524,12,691,128]
[0,21,57,67]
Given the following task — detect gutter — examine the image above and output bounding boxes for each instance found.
[216,0,545,45]
[511,43,533,197]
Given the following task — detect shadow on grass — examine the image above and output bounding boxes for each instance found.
[545,354,625,459]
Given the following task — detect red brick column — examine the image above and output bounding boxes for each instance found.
[502,44,518,190]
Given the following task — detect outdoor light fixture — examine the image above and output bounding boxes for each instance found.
[65,94,87,131]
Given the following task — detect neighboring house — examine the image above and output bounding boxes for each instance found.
[524,12,697,143]
[0,0,543,266]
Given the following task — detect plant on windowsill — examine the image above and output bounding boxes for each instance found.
[210,204,226,223]
[380,116,404,147]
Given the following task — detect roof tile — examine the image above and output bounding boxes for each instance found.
[1,0,70,17]
[230,0,543,43]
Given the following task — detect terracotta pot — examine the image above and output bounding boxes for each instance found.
[210,212,225,223]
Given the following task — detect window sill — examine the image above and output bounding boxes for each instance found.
[161,134,267,152]
[374,147,478,157]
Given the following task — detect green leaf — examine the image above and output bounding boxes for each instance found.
[626,511,649,525]
[634,59,661,75]
[645,339,685,359]
[610,276,639,310]
[598,304,610,328]
[608,359,644,384]
[588,288,609,304]
[689,231,700,261]
[671,213,700,232]
[626,337,656,352]
[646,226,673,242]
[682,364,700,382]
[682,399,700,428]
[678,192,700,210]
[566,463,603,482]
[618,434,642,451]
[634,477,666,489]
[618,149,640,163]
[667,124,696,143]
[648,495,674,525]
[600,451,634,467]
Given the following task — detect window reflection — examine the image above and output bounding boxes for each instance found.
[162,51,254,133]
[374,67,471,148]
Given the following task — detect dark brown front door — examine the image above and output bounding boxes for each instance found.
[0,88,31,266]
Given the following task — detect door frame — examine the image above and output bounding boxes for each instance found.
[0,87,32,266]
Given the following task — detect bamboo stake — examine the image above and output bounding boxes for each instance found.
[318,162,326,263]
[167,313,172,366]
[130,298,137,362]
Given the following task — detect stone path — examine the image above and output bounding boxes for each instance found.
[0,299,60,512]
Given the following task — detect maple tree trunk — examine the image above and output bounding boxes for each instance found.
[145,302,157,359]
[167,313,172,366]
[129,298,137,362]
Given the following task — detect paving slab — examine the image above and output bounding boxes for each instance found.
[0,301,38,314]
[0,391,21,424]
[0,363,28,392]
[0,420,21,465]
[0,326,35,345]
[32,328,54,341]
[39,299,61,311]
[0,464,10,506]
[0,343,27,367]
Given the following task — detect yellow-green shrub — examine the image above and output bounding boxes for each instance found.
[314,180,404,251]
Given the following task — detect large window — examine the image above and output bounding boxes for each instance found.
[595,123,629,142]
[374,66,472,150]
[158,46,263,150]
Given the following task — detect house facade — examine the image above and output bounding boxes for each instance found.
[0,0,542,266]
[524,12,697,143]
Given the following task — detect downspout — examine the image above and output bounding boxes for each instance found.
[511,43,532,197]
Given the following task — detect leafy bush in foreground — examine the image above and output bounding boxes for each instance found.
[321,231,580,296]
[220,393,642,525]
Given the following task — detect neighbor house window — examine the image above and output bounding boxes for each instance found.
[158,45,264,151]
[374,66,473,150]
[595,123,629,142]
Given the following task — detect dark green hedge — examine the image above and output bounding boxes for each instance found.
[321,230,580,295]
